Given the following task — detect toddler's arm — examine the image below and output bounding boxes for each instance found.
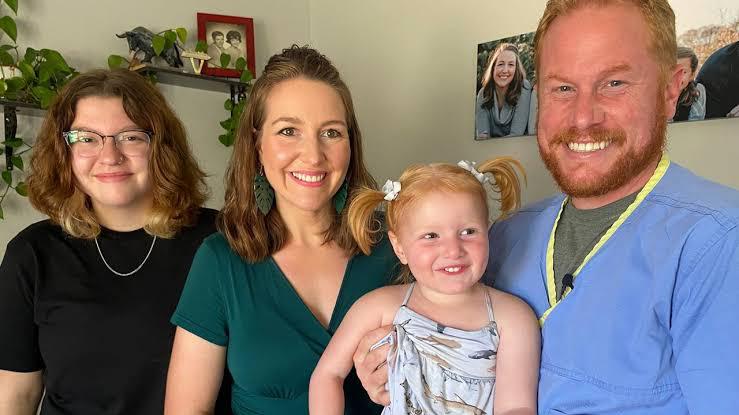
[490,288,541,415]
[309,288,393,415]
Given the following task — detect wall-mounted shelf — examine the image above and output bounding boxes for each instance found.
[133,64,249,106]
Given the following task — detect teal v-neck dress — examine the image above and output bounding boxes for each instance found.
[172,232,398,414]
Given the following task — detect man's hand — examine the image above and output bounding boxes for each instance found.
[352,325,393,406]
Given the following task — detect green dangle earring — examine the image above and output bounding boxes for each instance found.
[254,165,274,215]
[333,179,349,214]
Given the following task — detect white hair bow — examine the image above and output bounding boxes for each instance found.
[458,160,489,184]
[382,179,402,201]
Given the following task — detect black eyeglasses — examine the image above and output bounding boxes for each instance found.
[63,129,152,157]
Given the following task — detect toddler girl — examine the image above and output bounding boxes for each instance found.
[310,158,540,415]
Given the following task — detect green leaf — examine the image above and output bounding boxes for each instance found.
[0,49,13,65]
[40,49,72,72]
[0,16,17,42]
[15,181,27,196]
[23,47,39,64]
[32,86,55,109]
[219,53,230,68]
[1,170,11,186]
[0,44,13,51]
[10,155,22,170]
[4,0,18,14]
[107,54,126,69]
[18,61,35,81]
[240,69,253,83]
[0,78,6,95]
[4,76,23,92]
[219,119,233,131]
[0,204,4,219]
[0,146,4,155]
[176,28,187,44]
[195,40,207,53]
[2,138,22,147]
[164,30,177,45]
[152,35,165,56]
[38,61,53,83]
[235,57,246,71]
[224,99,234,111]
[218,133,234,147]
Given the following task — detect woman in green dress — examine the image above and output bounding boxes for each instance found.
[164,45,397,415]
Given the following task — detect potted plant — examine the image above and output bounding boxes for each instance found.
[0,0,77,219]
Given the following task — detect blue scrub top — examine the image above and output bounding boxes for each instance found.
[487,156,739,414]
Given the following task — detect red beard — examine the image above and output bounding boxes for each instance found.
[539,101,666,198]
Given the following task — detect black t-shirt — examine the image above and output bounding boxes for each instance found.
[0,208,230,414]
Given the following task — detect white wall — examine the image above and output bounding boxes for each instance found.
[1,0,310,256]
[308,0,738,204]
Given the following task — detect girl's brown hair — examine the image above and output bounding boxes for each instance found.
[28,69,208,239]
[348,157,525,282]
[480,43,528,109]
[217,45,376,262]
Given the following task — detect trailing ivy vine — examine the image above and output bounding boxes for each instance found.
[0,0,77,219]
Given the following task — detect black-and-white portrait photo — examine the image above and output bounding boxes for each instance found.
[205,22,247,69]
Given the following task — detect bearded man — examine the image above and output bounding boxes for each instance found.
[485,0,739,413]
[354,1,739,413]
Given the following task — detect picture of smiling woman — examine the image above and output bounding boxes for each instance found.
[475,43,533,139]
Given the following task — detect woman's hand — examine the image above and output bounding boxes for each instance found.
[352,325,393,406]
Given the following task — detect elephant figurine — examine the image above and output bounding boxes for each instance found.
[116,26,183,68]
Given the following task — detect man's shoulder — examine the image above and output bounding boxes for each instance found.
[489,194,563,249]
[495,194,564,229]
[650,162,739,226]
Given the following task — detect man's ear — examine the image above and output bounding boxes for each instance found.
[387,231,408,265]
[663,65,683,120]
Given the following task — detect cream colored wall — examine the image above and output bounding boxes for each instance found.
[1,0,310,257]
[308,0,738,207]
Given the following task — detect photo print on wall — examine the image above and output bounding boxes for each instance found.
[473,0,738,141]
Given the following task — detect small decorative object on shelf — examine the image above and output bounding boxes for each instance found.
[117,27,183,68]
[180,50,211,74]
[197,13,255,80]
[109,26,188,71]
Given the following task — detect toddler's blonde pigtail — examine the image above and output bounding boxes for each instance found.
[477,157,526,218]
[347,187,389,255]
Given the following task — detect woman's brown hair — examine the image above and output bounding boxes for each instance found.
[480,43,528,110]
[348,157,526,283]
[218,45,376,262]
[28,69,208,239]
[676,46,700,107]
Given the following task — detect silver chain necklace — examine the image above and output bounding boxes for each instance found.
[95,235,157,277]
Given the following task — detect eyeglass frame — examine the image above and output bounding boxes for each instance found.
[62,129,153,157]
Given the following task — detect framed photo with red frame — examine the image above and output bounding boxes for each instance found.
[197,12,255,78]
